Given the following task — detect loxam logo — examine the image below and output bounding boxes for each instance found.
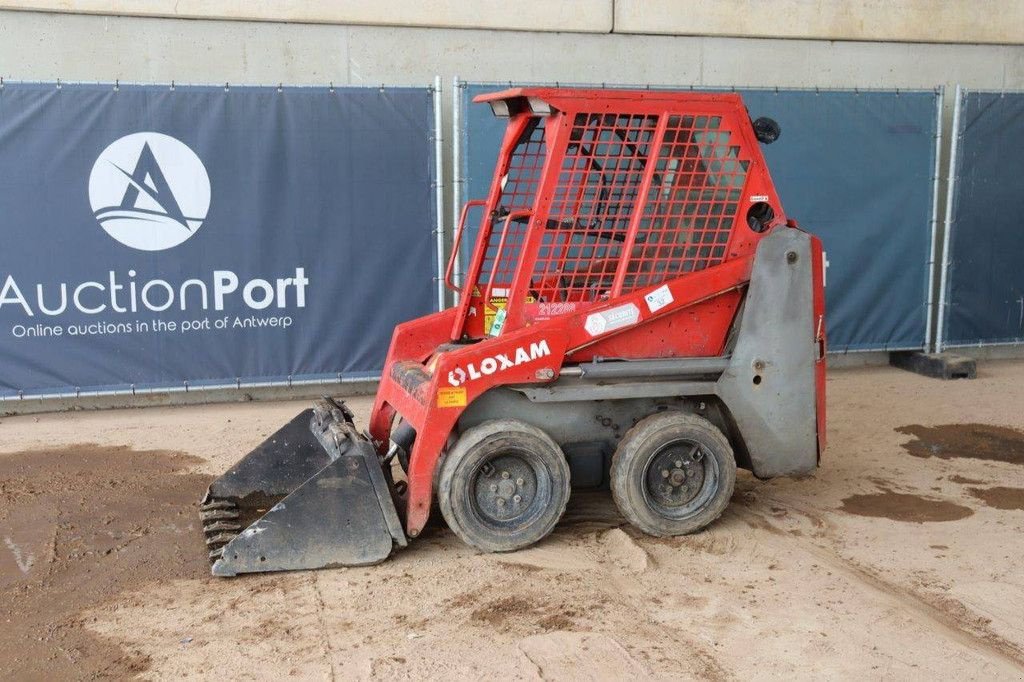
[88,132,211,252]
[447,340,551,387]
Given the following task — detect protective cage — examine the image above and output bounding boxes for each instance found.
[449,88,783,348]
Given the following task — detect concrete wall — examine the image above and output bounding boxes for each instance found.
[2,1,1023,45]
[615,1,1024,45]
[0,0,613,33]
[1,10,1022,90]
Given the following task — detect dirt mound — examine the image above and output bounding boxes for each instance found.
[0,445,211,680]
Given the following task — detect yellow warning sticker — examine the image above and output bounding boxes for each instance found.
[482,294,534,334]
[485,297,508,334]
[436,386,468,408]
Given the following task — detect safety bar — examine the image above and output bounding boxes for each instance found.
[484,209,532,304]
[445,199,486,292]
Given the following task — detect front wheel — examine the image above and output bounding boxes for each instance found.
[611,411,736,537]
[438,419,571,552]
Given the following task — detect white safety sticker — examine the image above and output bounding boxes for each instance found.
[584,303,640,336]
[749,194,769,202]
[644,284,674,313]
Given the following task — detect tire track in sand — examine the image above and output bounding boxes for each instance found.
[733,500,1024,672]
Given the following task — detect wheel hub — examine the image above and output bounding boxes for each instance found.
[474,455,538,522]
[646,443,707,510]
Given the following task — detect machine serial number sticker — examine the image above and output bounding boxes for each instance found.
[644,284,674,313]
[584,303,640,336]
[436,386,468,408]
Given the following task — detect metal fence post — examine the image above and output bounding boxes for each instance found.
[936,84,963,353]
[924,86,944,352]
[432,75,445,311]
[452,76,464,301]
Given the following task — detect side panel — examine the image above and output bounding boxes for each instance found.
[716,227,819,478]
[566,290,742,361]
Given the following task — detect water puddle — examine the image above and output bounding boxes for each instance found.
[840,491,973,523]
[967,487,1024,511]
[895,423,1024,465]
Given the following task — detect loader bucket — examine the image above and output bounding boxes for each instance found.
[199,398,407,577]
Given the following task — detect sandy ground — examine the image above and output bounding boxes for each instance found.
[2,361,1024,680]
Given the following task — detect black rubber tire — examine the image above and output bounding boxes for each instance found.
[438,419,570,553]
[610,411,736,537]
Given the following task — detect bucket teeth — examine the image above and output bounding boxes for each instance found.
[199,496,243,564]
[203,521,242,534]
[206,532,238,547]
[200,509,240,522]
[199,500,236,511]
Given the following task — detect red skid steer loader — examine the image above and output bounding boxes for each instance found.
[199,88,826,576]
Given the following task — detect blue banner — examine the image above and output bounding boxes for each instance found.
[458,83,939,352]
[941,90,1024,349]
[0,83,437,397]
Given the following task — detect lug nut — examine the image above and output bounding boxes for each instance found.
[496,498,505,506]
[501,471,510,479]
[674,460,683,468]
[513,495,522,503]
[661,469,670,478]
[516,478,524,486]
[490,484,498,492]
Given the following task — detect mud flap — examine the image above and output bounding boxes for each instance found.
[201,399,407,577]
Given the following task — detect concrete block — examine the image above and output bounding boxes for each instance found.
[889,351,977,380]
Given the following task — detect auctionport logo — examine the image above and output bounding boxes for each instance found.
[88,132,211,251]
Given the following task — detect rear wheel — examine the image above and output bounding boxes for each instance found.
[438,419,570,552]
[611,411,735,537]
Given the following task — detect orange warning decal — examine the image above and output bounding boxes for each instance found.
[436,386,467,408]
